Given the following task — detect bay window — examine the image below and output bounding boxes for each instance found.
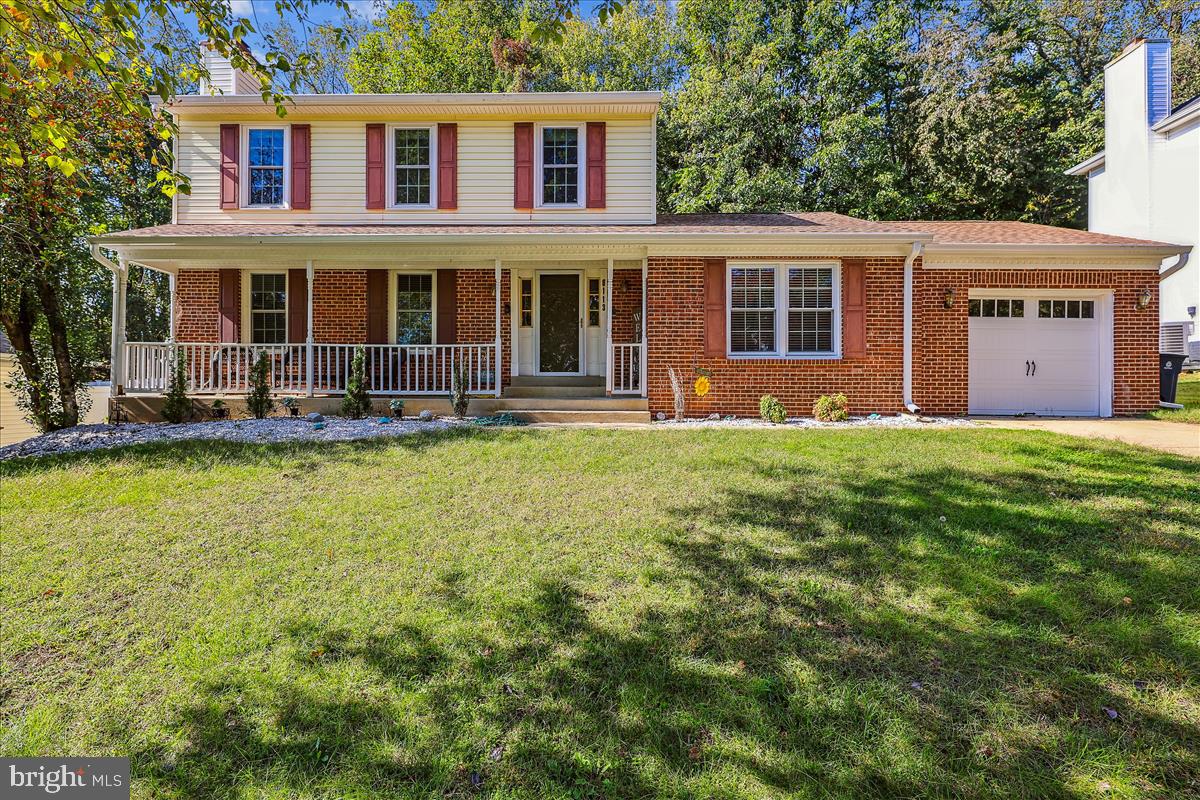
[728,263,840,357]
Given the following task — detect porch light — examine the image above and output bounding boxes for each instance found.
[943,287,956,309]
[1137,287,1153,310]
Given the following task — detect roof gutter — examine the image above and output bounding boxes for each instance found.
[902,241,923,415]
[1160,248,1191,280]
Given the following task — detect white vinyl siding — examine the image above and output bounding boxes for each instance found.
[175,117,655,224]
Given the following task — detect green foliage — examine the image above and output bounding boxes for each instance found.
[449,360,471,419]
[340,346,371,419]
[160,351,192,424]
[813,393,849,422]
[759,394,786,424]
[389,398,405,418]
[245,352,274,420]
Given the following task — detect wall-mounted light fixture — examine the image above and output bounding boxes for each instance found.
[943,287,956,309]
[1137,287,1153,310]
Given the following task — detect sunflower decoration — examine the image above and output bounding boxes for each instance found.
[694,375,711,397]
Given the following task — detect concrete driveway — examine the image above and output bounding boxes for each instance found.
[974,417,1199,458]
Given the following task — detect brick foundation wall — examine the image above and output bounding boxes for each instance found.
[913,266,1159,415]
[646,256,905,418]
[174,270,231,342]
[611,268,643,344]
[456,269,511,388]
[312,270,367,343]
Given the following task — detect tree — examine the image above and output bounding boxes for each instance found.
[340,346,371,419]
[267,16,368,94]
[245,352,275,419]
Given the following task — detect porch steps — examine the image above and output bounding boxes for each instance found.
[509,375,605,387]
[502,385,609,398]
[503,409,651,424]
[493,397,648,411]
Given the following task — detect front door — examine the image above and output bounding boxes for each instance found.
[537,273,582,374]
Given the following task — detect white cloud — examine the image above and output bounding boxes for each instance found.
[229,0,253,17]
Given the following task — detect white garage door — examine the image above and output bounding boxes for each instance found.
[968,294,1106,416]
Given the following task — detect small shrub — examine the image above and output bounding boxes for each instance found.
[246,352,275,419]
[759,394,786,424]
[449,360,470,419]
[341,346,371,419]
[161,351,192,423]
[813,393,849,422]
[210,398,228,419]
[389,398,405,418]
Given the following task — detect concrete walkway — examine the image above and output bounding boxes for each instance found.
[974,417,1199,458]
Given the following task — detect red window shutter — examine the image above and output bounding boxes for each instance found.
[366,269,388,343]
[287,268,307,343]
[703,258,727,357]
[514,122,534,210]
[436,269,457,344]
[218,268,239,342]
[365,123,385,210]
[290,124,311,210]
[219,124,239,210]
[586,122,606,209]
[437,123,458,210]
[842,258,867,358]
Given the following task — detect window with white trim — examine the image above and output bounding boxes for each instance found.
[392,127,433,207]
[245,128,287,207]
[729,264,840,357]
[249,273,287,344]
[538,125,582,206]
[395,273,434,344]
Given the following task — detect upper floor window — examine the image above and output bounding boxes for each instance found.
[250,273,287,343]
[245,128,287,208]
[392,127,435,208]
[395,273,434,344]
[538,125,583,207]
[729,263,840,357]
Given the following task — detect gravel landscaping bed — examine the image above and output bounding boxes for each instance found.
[0,416,465,461]
[657,413,975,428]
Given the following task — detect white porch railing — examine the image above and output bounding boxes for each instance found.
[610,343,643,395]
[123,342,497,396]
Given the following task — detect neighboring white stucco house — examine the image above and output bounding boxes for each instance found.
[1068,38,1199,357]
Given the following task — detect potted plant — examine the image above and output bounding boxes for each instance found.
[389,398,405,419]
[281,396,300,417]
[210,398,229,419]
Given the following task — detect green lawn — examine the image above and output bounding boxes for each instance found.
[2,429,1198,799]
[1148,370,1200,424]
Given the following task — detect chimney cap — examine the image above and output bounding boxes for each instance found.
[1106,37,1171,68]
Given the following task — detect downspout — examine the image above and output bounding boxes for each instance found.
[902,241,924,415]
[1159,249,1190,281]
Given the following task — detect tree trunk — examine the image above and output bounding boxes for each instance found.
[0,289,55,432]
[34,274,80,428]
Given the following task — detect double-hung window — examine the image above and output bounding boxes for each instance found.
[245,127,287,207]
[728,263,840,357]
[391,127,434,207]
[538,125,583,207]
[395,273,434,344]
[249,273,287,344]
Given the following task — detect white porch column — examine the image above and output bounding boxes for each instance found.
[167,272,176,342]
[110,258,128,393]
[305,259,314,397]
[605,258,614,395]
[640,257,648,398]
[494,258,502,397]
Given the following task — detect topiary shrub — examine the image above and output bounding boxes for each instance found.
[759,394,786,424]
[813,393,849,422]
[246,351,275,419]
[161,350,192,423]
[341,345,371,419]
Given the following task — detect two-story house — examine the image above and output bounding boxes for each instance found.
[93,51,1189,421]
[1066,38,1199,362]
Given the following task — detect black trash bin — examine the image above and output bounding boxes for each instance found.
[1160,353,1187,404]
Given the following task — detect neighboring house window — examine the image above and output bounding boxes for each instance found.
[250,273,287,343]
[728,263,840,357]
[395,273,434,344]
[520,279,533,327]
[245,128,287,207]
[392,127,434,207]
[539,126,582,206]
[587,278,603,327]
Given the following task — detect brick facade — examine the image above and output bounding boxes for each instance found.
[312,270,367,343]
[610,268,644,344]
[455,269,511,388]
[912,266,1159,415]
[645,256,905,418]
[174,269,230,342]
